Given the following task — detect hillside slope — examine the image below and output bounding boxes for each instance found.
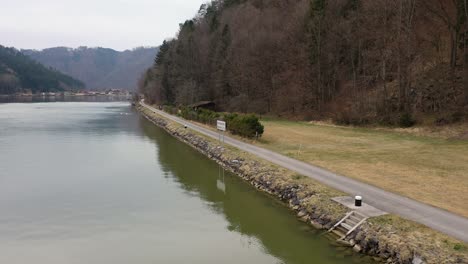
[0,45,84,94]
[23,46,158,91]
[140,0,467,126]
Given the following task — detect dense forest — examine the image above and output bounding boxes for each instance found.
[23,46,158,91]
[0,46,84,94]
[140,0,468,126]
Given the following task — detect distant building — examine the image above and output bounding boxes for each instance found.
[188,101,216,111]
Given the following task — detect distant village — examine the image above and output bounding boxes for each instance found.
[11,89,132,97]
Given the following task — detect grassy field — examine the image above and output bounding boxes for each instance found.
[254,119,468,218]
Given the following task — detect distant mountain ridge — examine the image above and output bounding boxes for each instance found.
[0,45,84,94]
[23,46,158,91]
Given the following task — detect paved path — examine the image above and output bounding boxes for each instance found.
[141,102,468,242]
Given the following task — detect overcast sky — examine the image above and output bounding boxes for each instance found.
[0,0,206,51]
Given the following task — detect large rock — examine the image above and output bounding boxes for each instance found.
[353,244,362,253]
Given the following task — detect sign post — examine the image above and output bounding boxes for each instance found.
[217,120,226,143]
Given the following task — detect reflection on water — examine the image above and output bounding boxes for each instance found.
[0,101,376,264]
[217,165,226,194]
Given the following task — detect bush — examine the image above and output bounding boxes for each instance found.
[165,105,264,138]
[228,114,264,138]
[435,111,465,126]
[163,105,178,115]
[454,243,465,251]
[333,109,370,126]
[399,113,416,128]
[179,106,197,120]
[197,108,220,124]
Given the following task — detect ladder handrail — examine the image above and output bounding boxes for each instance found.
[329,211,353,232]
[345,217,368,237]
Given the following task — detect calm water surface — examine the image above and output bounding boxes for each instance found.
[0,102,376,264]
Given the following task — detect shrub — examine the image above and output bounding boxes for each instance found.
[197,108,220,124]
[435,111,465,126]
[333,109,370,126]
[163,105,178,115]
[164,105,264,138]
[179,106,197,120]
[228,114,264,138]
[454,243,465,251]
[451,111,464,123]
[399,113,416,128]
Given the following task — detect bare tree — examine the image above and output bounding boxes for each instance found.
[465,0,468,103]
[423,0,465,68]
[140,0,467,124]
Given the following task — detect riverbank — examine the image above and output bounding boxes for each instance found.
[136,103,467,264]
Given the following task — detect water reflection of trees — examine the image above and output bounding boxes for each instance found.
[139,118,373,264]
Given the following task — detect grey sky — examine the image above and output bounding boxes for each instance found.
[0,0,206,51]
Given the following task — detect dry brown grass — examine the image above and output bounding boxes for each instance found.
[367,215,468,263]
[378,123,468,139]
[255,119,468,217]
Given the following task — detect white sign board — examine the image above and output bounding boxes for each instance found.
[217,120,226,131]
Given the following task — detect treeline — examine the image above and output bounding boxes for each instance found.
[140,0,468,126]
[0,46,85,94]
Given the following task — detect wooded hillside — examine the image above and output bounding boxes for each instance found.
[0,46,84,94]
[23,46,158,91]
[140,0,468,126]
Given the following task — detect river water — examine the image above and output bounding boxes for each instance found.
[0,101,376,264]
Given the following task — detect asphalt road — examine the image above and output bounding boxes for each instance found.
[141,102,468,242]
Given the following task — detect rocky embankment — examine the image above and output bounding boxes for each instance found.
[137,103,467,264]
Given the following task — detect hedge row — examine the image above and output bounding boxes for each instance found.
[164,106,264,138]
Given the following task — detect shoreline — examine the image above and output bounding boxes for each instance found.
[136,102,467,264]
[0,94,129,97]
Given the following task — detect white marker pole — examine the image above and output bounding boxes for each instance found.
[217,120,226,144]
